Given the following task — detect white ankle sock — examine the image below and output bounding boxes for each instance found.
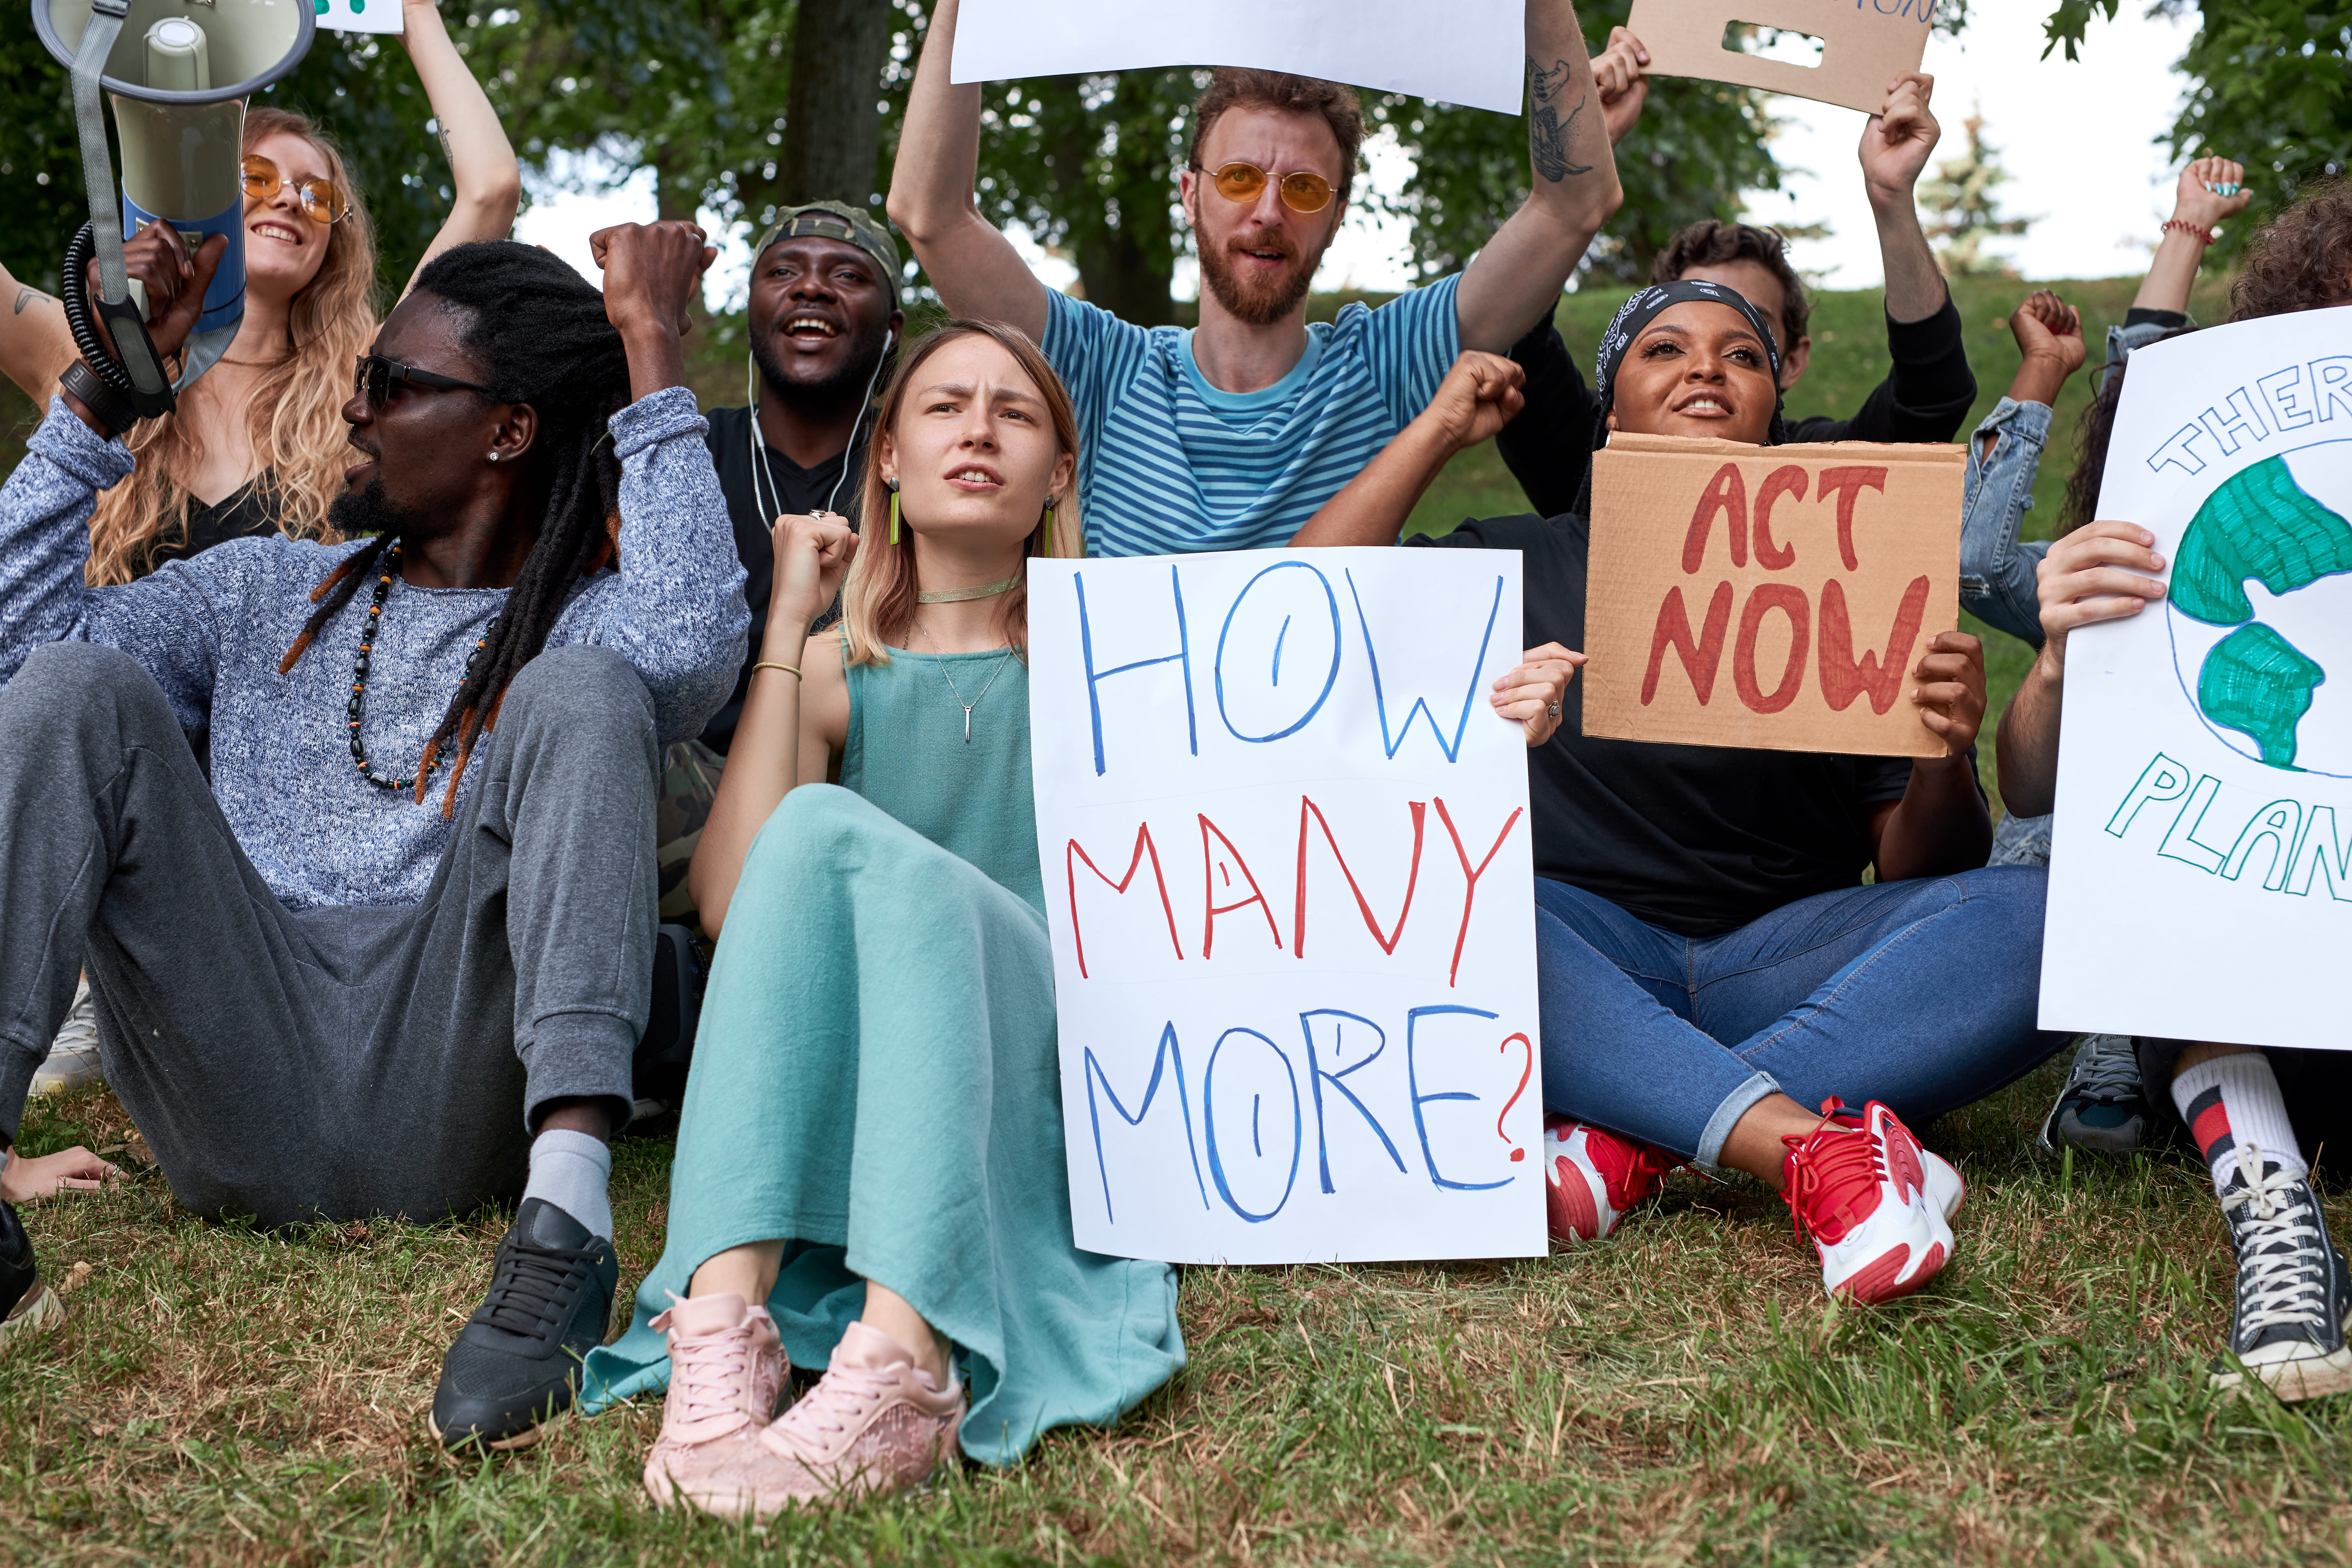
[2171,1051,2305,1195]
[524,1128,614,1240]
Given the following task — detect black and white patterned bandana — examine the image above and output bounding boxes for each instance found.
[1591,277,1789,450]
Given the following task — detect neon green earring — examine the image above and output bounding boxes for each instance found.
[1042,501,1056,559]
[887,482,901,545]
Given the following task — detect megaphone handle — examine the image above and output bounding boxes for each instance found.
[68,0,134,307]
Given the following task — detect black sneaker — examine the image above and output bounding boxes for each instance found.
[2037,1034,2153,1155]
[2212,1155,2352,1403]
[0,1196,61,1347]
[430,1198,617,1450]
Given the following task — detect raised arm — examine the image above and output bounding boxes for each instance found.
[0,260,75,408]
[2136,157,2250,317]
[687,522,855,936]
[1454,0,1625,353]
[885,0,1049,340]
[397,0,523,296]
[1861,73,1944,327]
[1290,352,1523,546]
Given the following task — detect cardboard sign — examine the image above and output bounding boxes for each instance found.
[1624,0,1934,115]
[953,0,1523,117]
[2041,308,2352,1052]
[315,0,404,35]
[1026,549,1544,1265]
[1583,434,1962,758]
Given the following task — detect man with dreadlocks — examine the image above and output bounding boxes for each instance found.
[0,224,750,1452]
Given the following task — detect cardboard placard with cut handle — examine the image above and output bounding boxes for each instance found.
[1583,434,1963,758]
[1624,0,1935,114]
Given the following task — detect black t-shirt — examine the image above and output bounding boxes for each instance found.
[153,474,282,567]
[1496,291,1980,519]
[1407,511,1917,937]
[701,404,867,754]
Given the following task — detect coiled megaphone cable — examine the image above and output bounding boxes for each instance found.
[61,221,177,417]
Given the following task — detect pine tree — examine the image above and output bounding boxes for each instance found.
[1918,107,2032,277]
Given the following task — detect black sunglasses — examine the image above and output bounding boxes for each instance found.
[354,352,495,411]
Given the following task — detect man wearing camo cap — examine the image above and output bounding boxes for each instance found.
[655,202,905,957]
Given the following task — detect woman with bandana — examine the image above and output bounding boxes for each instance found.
[1295,281,2064,1303]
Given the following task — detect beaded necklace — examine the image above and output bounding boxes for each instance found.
[347,541,497,793]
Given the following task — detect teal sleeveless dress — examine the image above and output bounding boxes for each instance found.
[582,646,1185,1465]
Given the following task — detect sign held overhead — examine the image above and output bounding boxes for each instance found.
[1583,434,1963,759]
[952,0,1525,117]
[1623,0,1936,115]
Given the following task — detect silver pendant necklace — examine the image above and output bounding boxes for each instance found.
[913,619,1018,742]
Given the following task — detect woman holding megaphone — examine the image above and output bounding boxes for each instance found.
[0,0,518,1099]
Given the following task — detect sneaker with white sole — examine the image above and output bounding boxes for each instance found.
[2037,1034,2151,1156]
[2211,1150,2352,1403]
[643,1291,793,1511]
[1815,1100,1965,1223]
[1780,1099,1954,1303]
[729,1320,965,1511]
[1541,1114,1675,1243]
[31,980,101,1095]
[0,1197,60,1348]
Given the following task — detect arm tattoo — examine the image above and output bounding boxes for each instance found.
[1526,56,1592,183]
[438,126,455,170]
[12,286,57,315]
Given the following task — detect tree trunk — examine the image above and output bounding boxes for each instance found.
[1076,224,1178,327]
[771,0,895,215]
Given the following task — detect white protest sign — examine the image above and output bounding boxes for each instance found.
[2042,307,2352,1050]
[953,0,1524,117]
[1027,549,1544,1264]
[315,0,404,35]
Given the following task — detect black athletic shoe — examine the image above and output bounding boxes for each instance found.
[2037,1034,2154,1156]
[2212,1156,2352,1403]
[0,1196,61,1347]
[431,1198,618,1450]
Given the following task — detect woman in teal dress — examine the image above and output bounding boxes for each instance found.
[583,321,1183,1514]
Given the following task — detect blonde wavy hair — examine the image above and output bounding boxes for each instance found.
[86,107,378,585]
[839,319,1083,667]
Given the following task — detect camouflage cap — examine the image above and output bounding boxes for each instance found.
[749,201,903,306]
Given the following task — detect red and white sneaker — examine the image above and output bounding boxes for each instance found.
[1542,1114,1676,1243]
[1781,1099,1954,1303]
[1817,1100,1966,1223]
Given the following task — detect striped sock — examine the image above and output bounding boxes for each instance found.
[2171,1051,2305,1196]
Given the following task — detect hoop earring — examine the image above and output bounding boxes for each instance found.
[887,481,901,545]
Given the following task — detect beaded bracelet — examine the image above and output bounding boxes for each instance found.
[2162,218,2217,246]
[752,661,804,680]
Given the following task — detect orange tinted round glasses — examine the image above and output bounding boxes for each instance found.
[240,155,352,226]
[1205,161,1336,214]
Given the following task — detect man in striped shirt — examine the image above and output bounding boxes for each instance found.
[889,0,1631,556]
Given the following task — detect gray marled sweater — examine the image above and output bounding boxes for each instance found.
[0,387,749,910]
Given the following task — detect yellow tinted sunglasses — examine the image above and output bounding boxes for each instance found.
[240,155,352,226]
[1205,161,1336,214]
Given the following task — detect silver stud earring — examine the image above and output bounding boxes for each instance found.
[486,452,499,463]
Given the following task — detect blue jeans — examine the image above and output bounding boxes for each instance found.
[1533,868,2064,1166]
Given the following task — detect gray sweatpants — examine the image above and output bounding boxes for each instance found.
[0,642,655,1227]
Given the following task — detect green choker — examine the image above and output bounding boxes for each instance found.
[915,574,1022,603]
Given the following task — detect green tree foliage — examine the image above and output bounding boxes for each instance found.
[2045,0,2352,261]
[1918,110,2030,277]
[0,23,85,293]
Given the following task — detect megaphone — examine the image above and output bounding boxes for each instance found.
[34,0,314,416]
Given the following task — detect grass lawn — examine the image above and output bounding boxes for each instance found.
[5,271,2312,1566]
[8,1059,2348,1564]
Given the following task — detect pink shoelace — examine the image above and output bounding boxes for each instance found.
[664,1300,763,1426]
[772,1363,904,1447]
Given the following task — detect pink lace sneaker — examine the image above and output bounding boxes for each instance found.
[1781,1099,1954,1303]
[733,1320,965,1512]
[641,1292,791,1512]
[1542,1114,1676,1242]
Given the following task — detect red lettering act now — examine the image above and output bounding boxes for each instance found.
[1645,460,1928,717]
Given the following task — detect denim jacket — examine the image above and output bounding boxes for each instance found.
[1958,318,2176,648]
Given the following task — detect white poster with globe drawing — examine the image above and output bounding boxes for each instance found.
[2042,307,2352,1049]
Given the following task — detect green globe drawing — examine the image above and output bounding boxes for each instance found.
[2168,451,2352,775]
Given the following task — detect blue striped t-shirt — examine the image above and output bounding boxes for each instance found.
[1041,275,1462,557]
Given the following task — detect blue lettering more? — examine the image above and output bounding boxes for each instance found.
[1203,1028,1303,1223]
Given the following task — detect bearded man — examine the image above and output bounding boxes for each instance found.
[890,0,1632,554]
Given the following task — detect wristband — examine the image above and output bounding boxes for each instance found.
[59,358,136,438]
[752,661,803,680]
[2161,219,2217,246]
